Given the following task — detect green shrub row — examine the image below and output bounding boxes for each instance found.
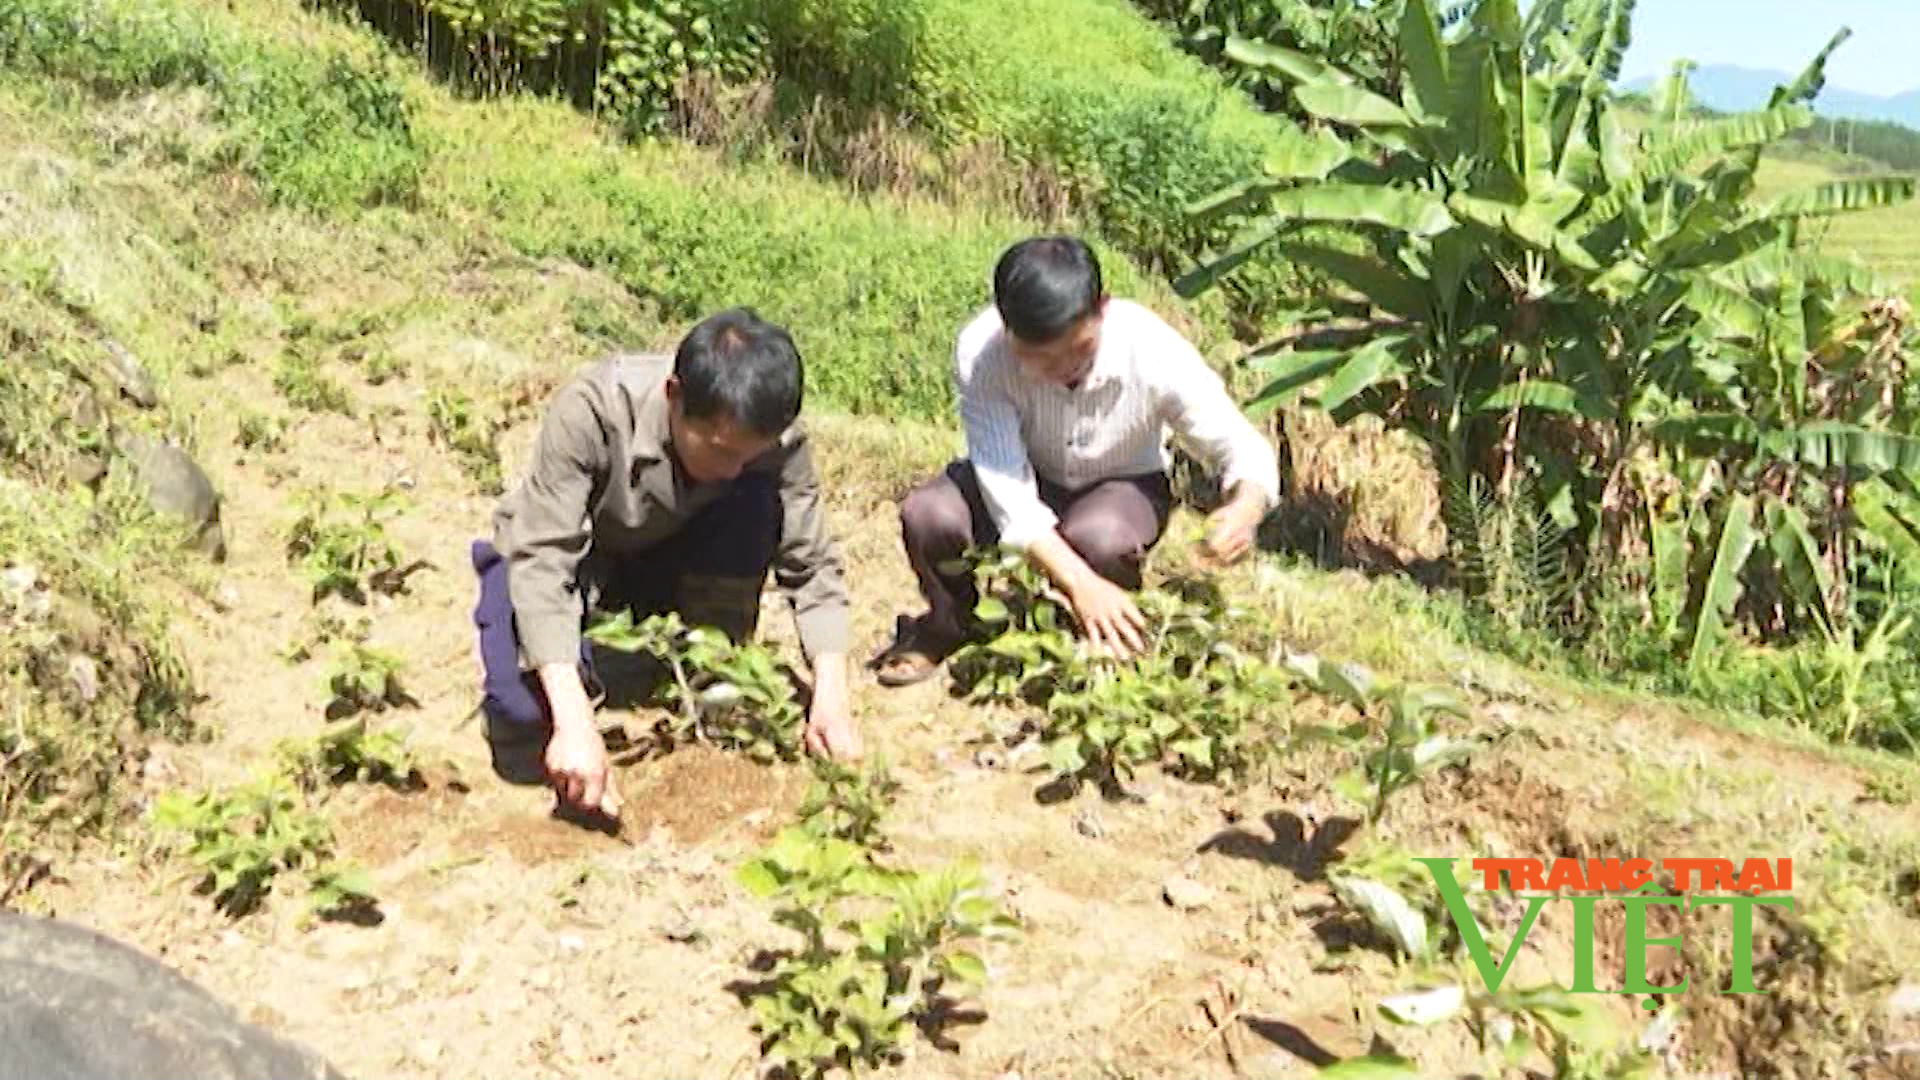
[0,0,421,210]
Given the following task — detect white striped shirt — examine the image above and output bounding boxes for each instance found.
[954,298,1281,550]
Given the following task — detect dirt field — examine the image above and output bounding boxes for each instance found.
[26,360,1920,1080]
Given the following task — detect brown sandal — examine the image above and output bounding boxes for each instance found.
[872,618,960,688]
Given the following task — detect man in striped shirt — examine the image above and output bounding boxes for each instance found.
[876,235,1280,685]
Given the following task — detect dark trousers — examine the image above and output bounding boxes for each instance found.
[898,459,1173,641]
[472,473,781,734]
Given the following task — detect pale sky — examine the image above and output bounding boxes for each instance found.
[1617,0,1920,97]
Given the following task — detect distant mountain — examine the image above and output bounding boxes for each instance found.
[1622,64,1920,130]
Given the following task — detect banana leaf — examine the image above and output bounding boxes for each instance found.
[1266,185,1456,236]
[1576,105,1814,227]
[1272,239,1434,320]
[1711,249,1896,299]
[1762,495,1836,636]
[1769,27,1852,109]
[1474,379,1611,421]
[1398,0,1451,122]
[1448,194,1601,270]
[1245,350,1353,417]
[1314,336,1413,413]
[1295,81,1416,130]
[1172,220,1294,298]
[1686,492,1757,674]
[1854,478,1920,575]
[1757,177,1918,220]
[1222,35,1354,85]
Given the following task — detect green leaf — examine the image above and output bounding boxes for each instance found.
[1316,1053,1421,1079]
[1658,417,1920,475]
[1447,195,1600,271]
[1295,82,1415,130]
[1856,479,1920,571]
[737,859,782,898]
[974,597,1010,624]
[1246,350,1351,416]
[1266,186,1455,237]
[1686,278,1770,339]
[1271,241,1433,320]
[1315,661,1375,707]
[1577,105,1815,227]
[944,951,988,986]
[1046,737,1088,777]
[1687,493,1758,673]
[1758,176,1917,220]
[1533,990,1620,1049]
[1475,380,1611,420]
[1664,218,1788,271]
[1770,27,1852,108]
[1223,36,1354,86]
[1398,0,1449,120]
[1712,249,1895,297]
[1173,220,1293,298]
[1763,497,1835,635]
[1313,337,1411,413]
[1331,768,1375,809]
[1262,125,1360,180]
[1473,0,1522,42]
[1169,737,1214,769]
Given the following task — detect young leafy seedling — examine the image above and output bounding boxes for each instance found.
[587,610,805,762]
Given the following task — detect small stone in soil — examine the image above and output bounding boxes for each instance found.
[1889,983,1920,1018]
[1163,876,1215,911]
[1072,809,1104,839]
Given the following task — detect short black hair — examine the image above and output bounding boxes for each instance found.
[992,235,1104,343]
[673,307,804,436]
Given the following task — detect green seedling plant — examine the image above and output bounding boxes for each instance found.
[735,811,1019,1077]
[149,771,374,920]
[1341,976,1657,1080]
[950,548,1296,792]
[358,348,409,386]
[796,756,902,850]
[235,411,288,452]
[426,386,507,495]
[587,610,805,762]
[1286,653,1481,824]
[279,718,420,793]
[280,610,369,664]
[272,351,353,415]
[325,640,416,718]
[1316,839,1471,965]
[285,486,419,603]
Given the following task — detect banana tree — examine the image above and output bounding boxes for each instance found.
[1177,0,1918,660]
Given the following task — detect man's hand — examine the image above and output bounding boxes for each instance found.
[803,653,862,760]
[1066,573,1149,660]
[1026,532,1149,660]
[538,663,622,817]
[1201,488,1266,566]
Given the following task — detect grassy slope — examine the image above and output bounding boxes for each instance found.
[0,9,1918,1080]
